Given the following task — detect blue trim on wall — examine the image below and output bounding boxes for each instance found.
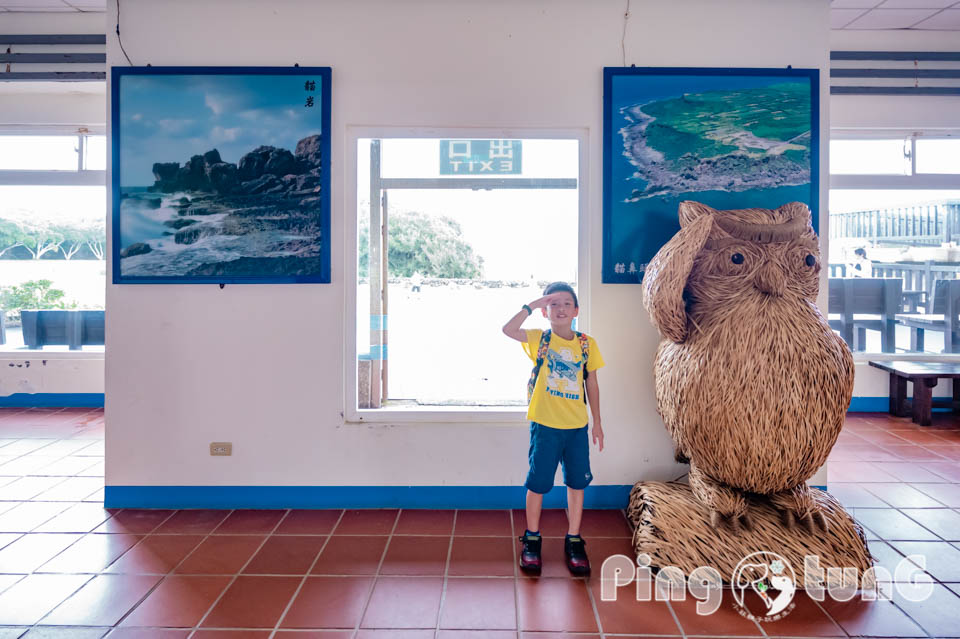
[0,393,104,408]
[848,396,952,412]
[104,484,633,510]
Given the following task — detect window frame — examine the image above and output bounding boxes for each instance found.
[0,126,107,359]
[828,128,960,363]
[343,126,590,424]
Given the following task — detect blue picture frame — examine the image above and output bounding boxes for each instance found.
[111,66,332,284]
[602,66,819,283]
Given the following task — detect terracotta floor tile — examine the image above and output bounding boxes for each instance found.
[670,595,762,636]
[863,483,946,508]
[36,477,104,501]
[517,578,598,633]
[518,634,597,639]
[901,508,960,540]
[911,482,960,506]
[310,535,388,575]
[588,579,679,635]
[511,508,570,537]
[888,429,954,445]
[275,509,341,535]
[201,575,301,628]
[889,540,960,581]
[869,462,949,482]
[41,573,160,626]
[888,582,960,637]
[882,444,950,462]
[825,483,889,508]
[852,508,940,540]
[93,510,173,534]
[105,629,191,638]
[829,462,898,483]
[360,576,443,629]
[355,632,434,639]
[449,536,514,577]
[0,439,56,455]
[212,510,285,534]
[280,575,373,629]
[174,535,265,575]
[741,590,844,636]
[926,461,960,482]
[153,509,229,534]
[454,510,512,536]
[440,577,516,630]
[19,627,109,638]
[35,455,101,476]
[333,509,398,535]
[242,535,325,575]
[0,476,69,500]
[0,532,82,572]
[103,534,204,574]
[120,575,231,627]
[191,632,271,638]
[0,574,91,625]
[380,535,449,575]
[438,632,518,639]
[577,510,632,538]
[867,541,934,582]
[38,533,141,573]
[274,632,353,639]
[33,503,113,533]
[820,595,926,637]
[395,509,455,535]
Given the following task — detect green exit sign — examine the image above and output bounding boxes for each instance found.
[439,140,522,175]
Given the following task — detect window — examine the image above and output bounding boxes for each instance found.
[828,133,960,356]
[0,132,106,352]
[354,136,580,412]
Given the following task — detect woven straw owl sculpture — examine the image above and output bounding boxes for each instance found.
[642,201,854,532]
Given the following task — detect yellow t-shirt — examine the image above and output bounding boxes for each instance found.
[523,328,605,429]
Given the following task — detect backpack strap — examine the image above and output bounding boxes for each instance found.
[576,331,589,403]
[527,329,551,403]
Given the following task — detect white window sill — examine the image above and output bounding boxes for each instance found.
[852,352,960,363]
[0,350,104,360]
[347,405,528,424]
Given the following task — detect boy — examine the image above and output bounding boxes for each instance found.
[501,281,605,575]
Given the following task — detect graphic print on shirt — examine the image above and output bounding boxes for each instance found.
[546,347,581,399]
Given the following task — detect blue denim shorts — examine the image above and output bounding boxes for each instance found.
[524,422,593,494]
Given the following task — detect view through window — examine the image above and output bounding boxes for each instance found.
[0,135,106,352]
[357,138,579,408]
[828,135,960,355]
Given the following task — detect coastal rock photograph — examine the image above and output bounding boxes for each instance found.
[114,68,330,282]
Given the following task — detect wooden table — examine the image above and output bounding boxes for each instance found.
[869,360,960,426]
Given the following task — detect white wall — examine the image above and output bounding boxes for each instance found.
[105,0,831,491]
[0,12,106,400]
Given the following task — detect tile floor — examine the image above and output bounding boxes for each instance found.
[0,407,958,637]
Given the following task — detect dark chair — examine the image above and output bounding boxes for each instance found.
[896,279,960,353]
[20,310,105,350]
[828,277,903,352]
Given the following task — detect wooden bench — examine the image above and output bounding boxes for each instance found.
[20,310,105,350]
[869,360,960,426]
[896,279,960,353]
[828,278,903,352]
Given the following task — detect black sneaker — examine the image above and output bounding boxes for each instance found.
[518,532,542,574]
[564,535,590,576]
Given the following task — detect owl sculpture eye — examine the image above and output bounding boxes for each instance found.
[731,253,744,265]
[805,254,816,267]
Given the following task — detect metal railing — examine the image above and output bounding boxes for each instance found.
[830,201,960,247]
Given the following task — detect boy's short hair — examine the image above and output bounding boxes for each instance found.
[543,281,579,308]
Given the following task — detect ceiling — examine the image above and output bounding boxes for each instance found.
[1,0,959,30]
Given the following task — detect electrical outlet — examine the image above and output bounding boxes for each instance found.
[210,442,232,456]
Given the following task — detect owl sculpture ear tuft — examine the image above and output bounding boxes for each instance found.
[642,211,714,343]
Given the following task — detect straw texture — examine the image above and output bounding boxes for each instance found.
[641,201,855,531]
[627,481,873,588]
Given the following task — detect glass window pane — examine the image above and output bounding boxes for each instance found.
[916,139,960,174]
[0,185,106,352]
[828,189,960,356]
[84,135,106,171]
[829,139,910,175]
[0,136,79,171]
[357,138,579,408]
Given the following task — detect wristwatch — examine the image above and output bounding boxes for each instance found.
[522,304,533,315]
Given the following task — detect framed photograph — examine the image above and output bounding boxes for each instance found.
[111,66,331,284]
[603,67,819,283]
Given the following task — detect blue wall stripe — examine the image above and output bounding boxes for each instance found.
[105,484,633,510]
[369,314,388,330]
[848,396,953,413]
[0,393,104,408]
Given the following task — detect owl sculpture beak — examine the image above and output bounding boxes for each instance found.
[754,262,786,297]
